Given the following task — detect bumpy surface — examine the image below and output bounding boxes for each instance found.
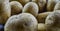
[4,13,38,31]
[22,2,39,17]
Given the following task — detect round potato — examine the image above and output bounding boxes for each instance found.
[45,10,60,31]
[38,23,46,31]
[4,13,38,31]
[37,12,52,23]
[32,0,46,13]
[47,0,60,12]
[22,2,39,17]
[10,1,23,16]
[0,0,11,24]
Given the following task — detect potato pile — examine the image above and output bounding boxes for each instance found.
[0,0,60,31]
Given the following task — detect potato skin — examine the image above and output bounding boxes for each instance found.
[54,1,60,11]
[47,0,60,12]
[0,0,11,24]
[10,1,23,15]
[22,2,39,17]
[37,12,52,23]
[45,11,60,31]
[4,13,38,31]
[32,0,46,13]
[38,23,46,31]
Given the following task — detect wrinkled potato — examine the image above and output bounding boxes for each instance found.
[37,12,52,23]
[22,2,39,17]
[32,0,46,13]
[10,1,23,15]
[47,0,60,12]
[4,13,38,31]
[38,23,46,31]
[18,0,30,6]
[0,0,11,24]
[54,1,60,11]
[45,10,60,31]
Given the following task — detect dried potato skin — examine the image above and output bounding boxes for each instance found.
[22,2,39,17]
[45,11,60,31]
[10,1,23,15]
[0,0,11,24]
[4,13,38,31]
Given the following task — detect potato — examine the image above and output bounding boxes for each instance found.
[45,10,60,31]
[0,0,11,24]
[4,13,38,31]
[22,2,39,17]
[54,1,60,11]
[47,0,60,12]
[38,23,46,31]
[10,1,23,16]
[32,0,46,13]
[37,12,52,23]
[18,0,30,6]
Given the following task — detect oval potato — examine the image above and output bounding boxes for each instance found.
[4,13,38,31]
[22,2,39,17]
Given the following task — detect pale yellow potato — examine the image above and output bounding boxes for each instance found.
[38,23,46,31]
[47,0,60,12]
[10,1,23,15]
[0,0,11,24]
[32,0,46,13]
[22,2,39,17]
[4,13,38,31]
[45,10,60,31]
[37,12,52,23]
